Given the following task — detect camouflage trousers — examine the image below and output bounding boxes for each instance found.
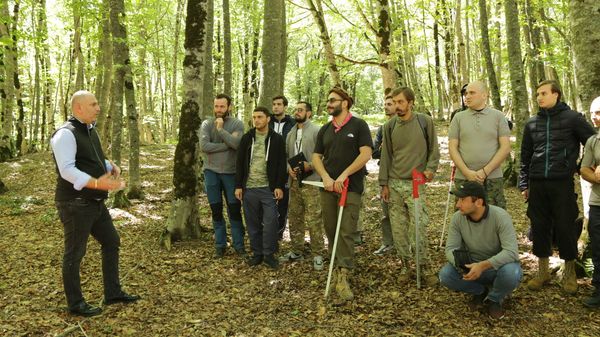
[388,178,430,263]
[454,177,506,209]
[287,182,324,255]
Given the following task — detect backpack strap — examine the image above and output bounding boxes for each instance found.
[415,113,430,158]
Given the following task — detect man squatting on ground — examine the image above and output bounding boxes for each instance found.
[51,90,140,317]
[520,80,595,295]
[439,181,522,319]
[576,95,600,308]
[269,96,296,239]
[200,94,246,258]
[448,80,511,209]
[235,106,287,270]
[372,94,396,256]
[280,101,325,270]
[379,87,440,286]
[313,87,372,301]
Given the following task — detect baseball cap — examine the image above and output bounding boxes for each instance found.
[450,181,487,200]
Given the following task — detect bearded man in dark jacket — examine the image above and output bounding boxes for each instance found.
[519,80,596,295]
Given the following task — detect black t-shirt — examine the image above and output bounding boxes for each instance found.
[314,116,373,193]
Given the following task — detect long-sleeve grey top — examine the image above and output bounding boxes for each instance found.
[200,116,244,174]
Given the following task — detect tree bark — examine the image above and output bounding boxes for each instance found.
[306,0,341,87]
[258,0,285,107]
[12,2,25,155]
[433,1,444,119]
[478,0,501,110]
[170,0,184,140]
[161,0,208,249]
[72,0,84,90]
[570,0,600,116]
[0,0,15,141]
[504,0,529,186]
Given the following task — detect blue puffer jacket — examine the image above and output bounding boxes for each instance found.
[519,102,595,190]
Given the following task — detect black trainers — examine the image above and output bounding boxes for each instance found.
[487,300,505,319]
[247,254,263,266]
[215,247,226,258]
[263,254,279,270]
[583,290,600,308]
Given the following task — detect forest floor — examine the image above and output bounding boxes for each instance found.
[1,124,600,336]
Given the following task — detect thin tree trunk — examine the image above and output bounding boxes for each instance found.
[478,0,501,110]
[170,0,184,139]
[442,0,459,111]
[0,0,15,141]
[455,0,468,86]
[12,2,25,155]
[434,1,444,119]
[73,0,84,90]
[202,0,214,120]
[279,1,287,94]
[306,0,340,87]
[160,0,208,249]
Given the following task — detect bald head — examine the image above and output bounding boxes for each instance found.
[71,90,100,125]
[465,81,489,110]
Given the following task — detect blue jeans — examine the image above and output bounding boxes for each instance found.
[204,170,244,250]
[589,205,600,288]
[439,262,522,304]
[242,188,279,256]
[56,198,122,309]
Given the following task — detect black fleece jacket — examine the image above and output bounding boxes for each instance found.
[519,102,596,190]
[235,128,287,191]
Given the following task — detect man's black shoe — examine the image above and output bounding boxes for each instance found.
[263,254,279,270]
[215,247,226,258]
[69,301,102,317]
[235,247,247,257]
[105,292,141,305]
[583,290,600,308]
[467,288,488,311]
[247,254,263,266]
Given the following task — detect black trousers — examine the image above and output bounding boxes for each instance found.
[589,205,600,288]
[527,178,579,260]
[277,187,290,238]
[56,198,121,309]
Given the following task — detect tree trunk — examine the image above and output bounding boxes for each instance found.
[442,0,459,111]
[95,4,112,146]
[0,0,15,141]
[38,0,52,149]
[202,0,214,120]
[160,0,208,249]
[12,2,25,156]
[258,0,284,107]
[504,0,529,186]
[306,0,341,87]
[433,1,444,119]
[376,0,397,92]
[72,0,84,90]
[570,0,600,115]
[279,1,287,93]
[170,0,184,139]
[478,0,501,110]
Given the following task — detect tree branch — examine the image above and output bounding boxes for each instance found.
[335,53,380,66]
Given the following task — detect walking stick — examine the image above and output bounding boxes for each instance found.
[439,164,456,248]
[412,168,426,289]
[301,179,349,300]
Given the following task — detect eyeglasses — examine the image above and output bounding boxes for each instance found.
[327,98,343,103]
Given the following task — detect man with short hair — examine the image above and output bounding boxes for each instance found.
[51,90,140,317]
[379,86,440,286]
[439,181,521,319]
[270,95,296,239]
[449,81,511,209]
[576,95,600,308]
[372,95,395,256]
[313,87,372,301]
[235,107,287,270]
[280,101,325,270]
[200,94,245,258]
[520,80,595,295]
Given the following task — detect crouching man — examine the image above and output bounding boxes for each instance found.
[439,181,522,319]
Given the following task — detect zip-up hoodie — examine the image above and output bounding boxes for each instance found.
[519,102,595,190]
[235,128,287,191]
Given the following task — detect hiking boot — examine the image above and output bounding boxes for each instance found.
[247,254,263,266]
[354,232,365,246]
[373,244,393,256]
[313,255,324,271]
[583,290,600,308]
[278,251,304,263]
[215,247,226,259]
[234,247,247,257]
[487,300,505,319]
[398,259,413,283]
[263,254,280,270]
[335,268,354,301]
[561,260,578,295]
[527,257,551,290]
[467,288,488,311]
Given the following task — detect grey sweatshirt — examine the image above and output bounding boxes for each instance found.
[445,205,519,270]
[200,116,244,174]
[286,120,321,183]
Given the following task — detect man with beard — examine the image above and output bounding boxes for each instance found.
[280,101,325,270]
[372,94,396,256]
[313,87,372,301]
[449,81,511,209]
[439,181,521,319]
[200,94,246,258]
[269,95,296,240]
[520,80,595,295]
[379,86,440,287]
[235,107,287,269]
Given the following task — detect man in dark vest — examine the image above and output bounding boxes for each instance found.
[51,90,140,317]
